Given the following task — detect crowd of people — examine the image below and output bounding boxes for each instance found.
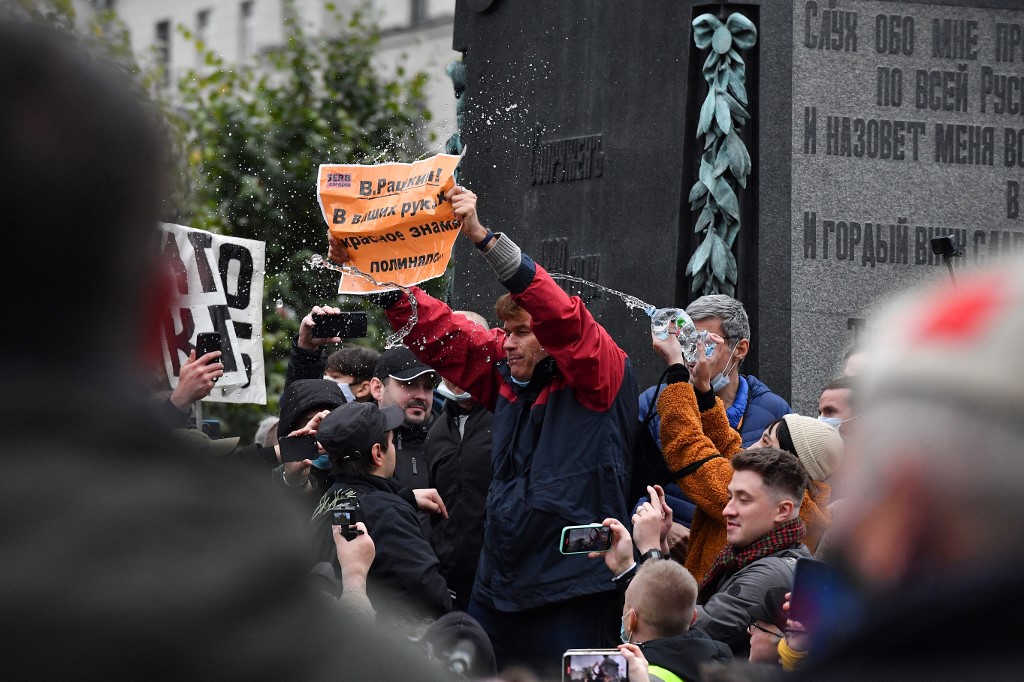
[6,15,1024,682]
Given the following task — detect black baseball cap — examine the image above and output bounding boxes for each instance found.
[746,586,789,632]
[372,346,437,383]
[316,402,404,461]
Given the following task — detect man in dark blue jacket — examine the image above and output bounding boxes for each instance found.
[329,187,636,674]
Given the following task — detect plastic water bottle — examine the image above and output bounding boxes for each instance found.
[648,307,714,363]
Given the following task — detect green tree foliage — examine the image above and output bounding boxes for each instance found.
[172,3,433,439]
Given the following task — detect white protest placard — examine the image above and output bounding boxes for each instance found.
[160,223,267,405]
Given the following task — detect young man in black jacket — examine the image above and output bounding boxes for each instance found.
[311,401,452,623]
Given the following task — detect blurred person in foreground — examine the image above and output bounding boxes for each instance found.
[0,18,440,679]
[801,256,1024,679]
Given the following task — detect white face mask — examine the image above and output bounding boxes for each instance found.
[711,346,739,393]
[818,416,842,430]
[436,382,471,402]
[818,414,857,431]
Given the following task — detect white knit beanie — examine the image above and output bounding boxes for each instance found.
[782,414,844,482]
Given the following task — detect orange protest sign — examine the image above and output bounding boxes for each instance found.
[317,152,462,293]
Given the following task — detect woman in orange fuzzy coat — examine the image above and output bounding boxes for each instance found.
[654,332,841,583]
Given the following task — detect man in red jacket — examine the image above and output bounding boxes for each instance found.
[329,186,638,674]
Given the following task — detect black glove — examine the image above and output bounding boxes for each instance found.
[664,363,690,385]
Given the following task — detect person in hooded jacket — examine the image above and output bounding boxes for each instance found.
[270,378,348,496]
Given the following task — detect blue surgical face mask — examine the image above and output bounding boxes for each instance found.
[436,382,471,402]
[818,415,843,430]
[310,453,330,470]
[620,612,632,644]
[711,346,739,393]
[510,376,530,387]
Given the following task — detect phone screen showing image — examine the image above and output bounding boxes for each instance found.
[559,524,612,554]
[562,649,628,682]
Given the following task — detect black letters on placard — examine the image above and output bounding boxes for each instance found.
[186,231,218,293]
[163,232,189,295]
[1009,181,1021,219]
[207,305,239,372]
[164,307,195,376]
[218,243,254,310]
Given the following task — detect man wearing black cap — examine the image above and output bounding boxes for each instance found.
[369,345,439,490]
[312,401,452,622]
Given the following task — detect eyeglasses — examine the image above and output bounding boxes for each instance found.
[748,619,784,639]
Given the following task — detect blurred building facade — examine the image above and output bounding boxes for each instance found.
[78,0,459,141]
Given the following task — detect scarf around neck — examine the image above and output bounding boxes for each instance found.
[698,516,806,603]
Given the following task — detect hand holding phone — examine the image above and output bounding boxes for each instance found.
[562,649,629,682]
[560,523,612,555]
[278,434,318,463]
[311,312,369,339]
[195,332,223,383]
[786,557,835,630]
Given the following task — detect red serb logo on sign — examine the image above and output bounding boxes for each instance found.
[326,173,352,188]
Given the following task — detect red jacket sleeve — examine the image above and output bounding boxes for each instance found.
[385,287,505,412]
[513,263,627,412]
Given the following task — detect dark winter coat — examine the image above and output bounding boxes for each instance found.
[641,628,733,682]
[425,399,493,610]
[311,473,451,620]
[385,255,637,612]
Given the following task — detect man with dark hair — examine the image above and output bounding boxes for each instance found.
[312,401,452,621]
[694,447,812,658]
[369,345,439,490]
[325,344,380,402]
[329,187,636,673]
[0,18,442,679]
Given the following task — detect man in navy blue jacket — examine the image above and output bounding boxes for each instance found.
[329,186,636,674]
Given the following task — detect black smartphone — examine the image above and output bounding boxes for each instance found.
[790,556,862,637]
[195,332,222,382]
[559,524,612,554]
[562,649,629,682]
[278,434,318,463]
[196,332,222,358]
[311,311,369,338]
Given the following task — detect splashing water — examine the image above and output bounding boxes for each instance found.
[547,272,656,316]
[547,272,713,361]
[308,254,419,349]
